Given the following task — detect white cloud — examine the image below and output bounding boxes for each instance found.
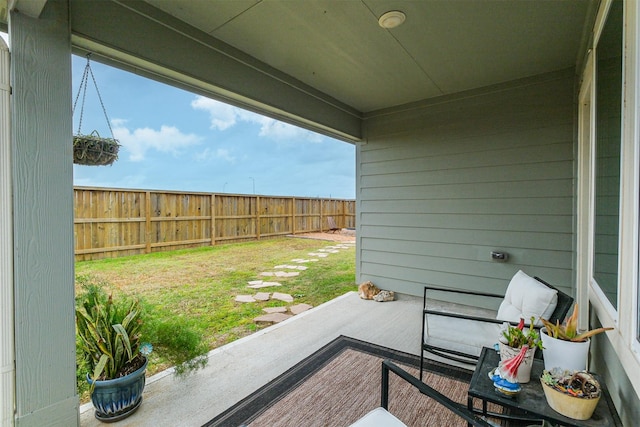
[194,147,236,163]
[73,173,149,189]
[112,119,202,162]
[190,97,239,130]
[191,95,322,142]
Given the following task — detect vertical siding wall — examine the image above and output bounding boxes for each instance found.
[11,1,79,425]
[358,71,576,298]
[74,187,355,261]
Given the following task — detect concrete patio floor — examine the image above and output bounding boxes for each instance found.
[79,291,423,427]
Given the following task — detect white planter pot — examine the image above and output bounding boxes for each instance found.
[499,342,536,383]
[540,328,590,372]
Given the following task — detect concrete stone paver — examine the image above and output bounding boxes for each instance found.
[253,313,292,324]
[254,292,270,301]
[272,292,294,303]
[263,307,288,314]
[274,271,299,277]
[274,265,308,270]
[290,303,313,315]
[308,252,328,257]
[235,295,256,303]
[247,281,282,289]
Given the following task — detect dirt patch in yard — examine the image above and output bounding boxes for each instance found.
[288,231,356,243]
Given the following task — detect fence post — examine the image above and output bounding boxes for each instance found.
[211,193,216,246]
[145,191,151,254]
[255,196,261,240]
[291,197,296,235]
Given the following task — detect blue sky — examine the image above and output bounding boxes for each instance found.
[1,33,355,199]
[70,55,355,199]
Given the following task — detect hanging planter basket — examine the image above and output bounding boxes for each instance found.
[73,131,120,166]
[73,53,120,166]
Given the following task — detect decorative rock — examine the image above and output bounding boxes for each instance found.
[254,313,292,324]
[235,295,256,303]
[290,303,313,315]
[373,290,395,302]
[254,292,271,301]
[263,307,287,314]
[248,280,264,285]
[260,272,275,276]
[272,292,294,303]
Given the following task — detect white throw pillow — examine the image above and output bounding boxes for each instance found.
[496,270,558,326]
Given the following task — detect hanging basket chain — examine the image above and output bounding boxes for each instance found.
[72,53,120,166]
[72,56,90,135]
[73,53,116,139]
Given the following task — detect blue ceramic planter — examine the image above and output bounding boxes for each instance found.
[88,357,148,422]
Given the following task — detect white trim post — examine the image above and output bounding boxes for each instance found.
[0,35,15,427]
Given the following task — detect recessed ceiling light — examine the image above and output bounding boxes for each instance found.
[378,10,406,29]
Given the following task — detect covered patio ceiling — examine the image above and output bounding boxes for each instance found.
[145,0,595,112]
[2,0,597,141]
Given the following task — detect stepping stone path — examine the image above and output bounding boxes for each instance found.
[232,240,355,325]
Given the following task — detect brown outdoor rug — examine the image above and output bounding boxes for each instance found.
[204,335,504,427]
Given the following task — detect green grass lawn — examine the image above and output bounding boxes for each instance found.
[75,236,356,402]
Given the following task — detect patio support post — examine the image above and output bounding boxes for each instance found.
[9,1,79,425]
[0,36,14,427]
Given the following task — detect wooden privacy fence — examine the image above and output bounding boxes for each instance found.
[74,186,356,261]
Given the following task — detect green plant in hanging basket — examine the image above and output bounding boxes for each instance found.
[73,130,120,166]
[73,53,120,166]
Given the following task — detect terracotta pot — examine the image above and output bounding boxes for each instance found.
[499,342,536,383]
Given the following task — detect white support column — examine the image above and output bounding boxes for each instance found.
[0,36,15,427]
[9,0,78,425]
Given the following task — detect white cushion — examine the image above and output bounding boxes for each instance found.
[496,270,557,326]
[349,407,407,427]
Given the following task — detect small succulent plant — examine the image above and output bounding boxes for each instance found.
[501,316,544,350]
[541,368,601,399]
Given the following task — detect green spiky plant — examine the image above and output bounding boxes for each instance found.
[76,283,145,390]
[502,316,544,350]
[540,304,613,342]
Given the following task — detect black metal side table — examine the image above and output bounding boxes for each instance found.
[467,347,622,427]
